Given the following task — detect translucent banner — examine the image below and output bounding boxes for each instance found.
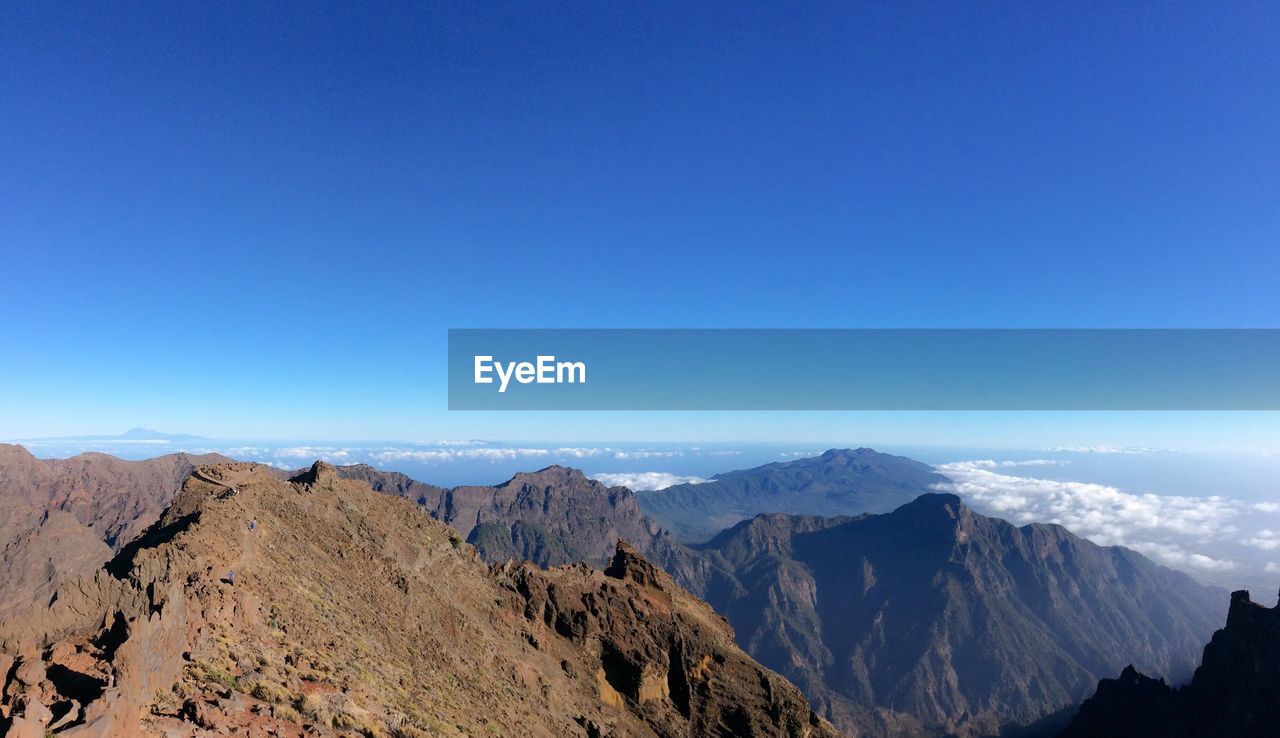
[447,329,1280,410]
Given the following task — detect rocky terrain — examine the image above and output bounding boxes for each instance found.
[681,494,1225,737]
[0,445,231,635]
[1060,588,1280,738]
[637,449,948,543]
[0,461,839,738]
[332,464,716,594]
[0,446,1241,738]
[331,455,1229,737]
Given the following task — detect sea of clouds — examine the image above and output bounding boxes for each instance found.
[935,459,1280,587]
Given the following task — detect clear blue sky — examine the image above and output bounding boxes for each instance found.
[2,2,1278,448]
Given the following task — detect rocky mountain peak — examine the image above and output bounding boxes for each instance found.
[288,459,339,486]
[0,443,37,462]
[504,465,592,488]
[1062,586,1280,737]
[889,492,970,538]
[604,540,669,590]
[1,461,838,738]
[819,447,877,462]
[1225,588,1280,625]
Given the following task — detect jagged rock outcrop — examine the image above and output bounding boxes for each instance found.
[336,464,679,568]
[0,445,231,650]
[499,542,837,738]
[0,444,231,551]
[0,461,840,738]
[1060,589,1280,738]
[683,494,1225,737]
[637,448,948,543]
[337,460,1228,737]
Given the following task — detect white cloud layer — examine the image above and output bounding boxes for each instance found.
[1243,530,1280,551]
[589,472,708,491]
[1047,445,1168,455]
[965,459,1068,468]
[936,461,1240,573]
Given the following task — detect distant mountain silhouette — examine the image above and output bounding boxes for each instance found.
[637,448,949,542]
[17,428,209,442]
[1060,588,1280,738]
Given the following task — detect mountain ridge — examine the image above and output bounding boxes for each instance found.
[1060,587,1280,738]
[684,492,1226,736]
[0,460,840,738]
[0,445,234,638]
[637,448,949,543]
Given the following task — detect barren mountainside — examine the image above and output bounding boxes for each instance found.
[336,457,1229,737]
[683,494,1225,737]
[335,463,703,574]
[0,445,231,635]
[0,447,1240,738]
[0,461,839,738]
[0,444,232,551]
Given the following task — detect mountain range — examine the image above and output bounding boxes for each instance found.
[0,461,838,737]
[637,448,949,543]
[330,452,1226,736]
[0,444,231,635]
[14,428,211,443]
[683,496,1224,736]
[0,444,1246,737]
[334,463,683,568]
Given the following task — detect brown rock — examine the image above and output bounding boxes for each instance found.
[0,462,839,738]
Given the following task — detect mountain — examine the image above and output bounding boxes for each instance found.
[336,458,1228,736]
[0,444,231,550]
[15,428,210,443]
[682,494,1225,737]
[1,447,1233,737]
[637,448,949,543]
[117,428,208,442]
[1060,588,1280,738]
[335,463,697,570]
[0,445,232,633]
[0,461,839,738]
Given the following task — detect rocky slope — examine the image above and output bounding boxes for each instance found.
[0,445,231,637]
[682,494,1225,737]
[335,459,1230,737]
[637,449,948,543]
[335,463,698,571]
[1060,588,1280,738]
[0,461,839,738]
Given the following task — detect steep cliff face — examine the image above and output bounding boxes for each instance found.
[0,445,232,649]
[686,494,1225,737]
[0,444,232,551]
[1060,589,1280,738]
[333,462,1227,738]
[337,464,676,568]
[499,543,839,738]
[0,461,838,738]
